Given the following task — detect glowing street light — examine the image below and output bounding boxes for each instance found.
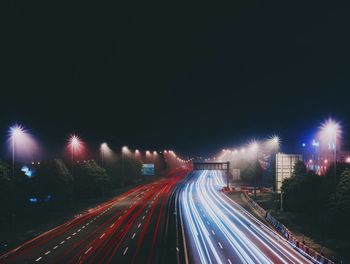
[249,140,259,200]
[9,124,25,176]
[319,118,341,192]
[100,142,110,167]
[268,135,280,150]
[8,123,38,233]
[121,146,130,187]
[68,134,82,173]
[122,146,129,153]
[249,141,259,152]
[320,118,341,148]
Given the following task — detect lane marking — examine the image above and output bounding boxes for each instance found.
[85,246,93,255]
[44,251,51,255]
[132,233,136,239]
[142,216,145,220]
[99,233,106,239]
[35,257,42,262]
[53,246,58,250]
[211,230,216,235]
[110,224,114,228]
[72,232,77,236]
[82,226,86,229]
[66,236,71,240]
[218,242,223,249]
[228,259,232,264]
[123,247,128,255]
[138,223,141,228]
[77,229,81,232]
[60,241,65,245]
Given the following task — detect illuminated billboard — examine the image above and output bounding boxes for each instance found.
[141,164,155,176]
[276,153,303,193]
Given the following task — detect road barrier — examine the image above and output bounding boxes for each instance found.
[222,186,272,194]
[240,192,335,264]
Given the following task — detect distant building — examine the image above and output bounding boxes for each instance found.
[275,153,303,193]
[304,149,350,175]
[338,151,350,163]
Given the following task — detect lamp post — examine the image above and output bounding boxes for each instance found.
[69,135,81,174]
[101,142,108,168]
[320,119,341,195]
[249,141,259,200]
[10,126,24,178]
[8,124,25,234]
[122,146,129,187]
[68,134,82,202]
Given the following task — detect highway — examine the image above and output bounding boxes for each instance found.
[180,170,314,264]
[0,167,189,264]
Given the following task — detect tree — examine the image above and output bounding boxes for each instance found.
[292,160,307,178]
[328,168,350,233]
[33,159,73,202]
[281,161,322,212]
[0,161,11,212]
[74,160,110,197]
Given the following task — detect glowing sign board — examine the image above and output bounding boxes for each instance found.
[141,164,154,176]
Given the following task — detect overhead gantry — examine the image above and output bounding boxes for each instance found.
[192,162,230,188]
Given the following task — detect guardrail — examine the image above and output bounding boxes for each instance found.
[222,187,335,264]
[240,191,335,264]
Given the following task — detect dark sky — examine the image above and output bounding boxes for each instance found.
[1,1,350,157]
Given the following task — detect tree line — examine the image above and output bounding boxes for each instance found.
[281,161,350,237]
[0,155,168,236]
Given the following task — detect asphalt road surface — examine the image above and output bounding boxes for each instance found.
[180,170,314,264]
[0,167,189,264]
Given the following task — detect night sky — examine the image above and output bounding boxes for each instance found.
[2,1,350,157]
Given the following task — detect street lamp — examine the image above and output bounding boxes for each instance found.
[268,135,280,151]
[320,118,341,193]
[9,124,25,178]
[249,141,259,200]
[121,146,129,187]
[100,142,110,168]
[8,124,26,234]
[68,134,82,172]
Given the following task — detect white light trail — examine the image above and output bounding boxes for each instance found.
[180,170,313,264]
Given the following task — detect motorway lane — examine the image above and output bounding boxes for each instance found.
[180,170,315,264]
[0,167,190,264]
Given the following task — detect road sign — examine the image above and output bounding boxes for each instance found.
[141,164,155,176]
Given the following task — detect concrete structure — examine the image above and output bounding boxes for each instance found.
[275,153,303,193]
